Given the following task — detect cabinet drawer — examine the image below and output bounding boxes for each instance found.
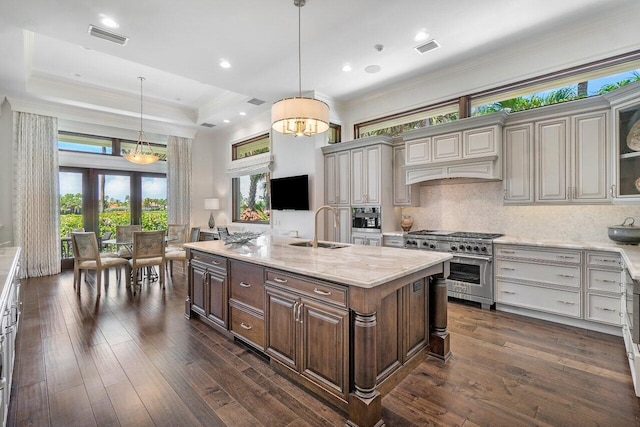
[382,235,404,248]
[191,251,227,272]
[495,259,581,288]
[587,268,623,293]
[586,252,622,269]
[586,294,622,325]
[496,280,580,317]
[230,260,265,310]
[230,306,264,349]
[265,270,347,308]
[495,245,580,264]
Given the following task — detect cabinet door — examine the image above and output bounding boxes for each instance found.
[367,237,381,247]
[324,153,338,205]
[432,133,461,161]
[265,286,298,369]
[572,112,608,201]
[352,235,367,245]
[364,145,382,204]
[190,263,207,316]
[299,298,349,399]
[463,126,498,158]
[503,124,534,204]
[536,118,569,202]
[393,145,411,205]
[405,137,431,165]
[207,270,227,328]
[351,148,365,204]
[325,206,351,244]
[336,151,350,205]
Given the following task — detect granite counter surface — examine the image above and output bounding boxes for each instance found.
[495,236,640,279]
[184,235,451,288]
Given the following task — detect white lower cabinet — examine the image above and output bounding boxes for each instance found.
[495,244,623,328]
[352,232,381,246]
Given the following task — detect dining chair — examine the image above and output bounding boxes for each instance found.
[166,224,187,252]
[116,224,142,258]
[71,232,130,294]
[99,231,112,252]
[165,227,200,276]
[217,226,229,240]
[128,230,166,291]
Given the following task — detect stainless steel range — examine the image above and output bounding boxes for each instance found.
[404,230,503,309]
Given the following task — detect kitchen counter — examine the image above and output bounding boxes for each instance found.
[184,235,451,288]
[184,235,451,427]
[0,247,20,301]
[495,236,640,279]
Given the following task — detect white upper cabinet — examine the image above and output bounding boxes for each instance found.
[324,151,350,205]
[393,145,420,206]
[432,133,461,161]
[405,137,431,165]
[351,145,382,205]
[463,125,499,158]
[503,124,534,204]
[535,118,570,202]
[572,112,608,201]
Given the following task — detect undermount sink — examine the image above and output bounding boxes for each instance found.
[289,241,347,249]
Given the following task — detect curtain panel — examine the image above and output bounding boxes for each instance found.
[167,135,192,228]
[13,112,60,278]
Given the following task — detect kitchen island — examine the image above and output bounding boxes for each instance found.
[183,236,451,427]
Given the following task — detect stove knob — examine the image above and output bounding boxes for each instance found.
[422,241,429,247]
[481,246,487,252]
[451,246,457,251]
[429,244,436,249]
[466,245,472,251]
[473,246,480,251]
[459,245,465,251]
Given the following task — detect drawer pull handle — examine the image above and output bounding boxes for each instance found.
[557,300,575,305]
[595,306,616,312]
[500,267,515,271]
[239,281,251,288]
[557,255,575,259]
[501,250,515,254]
[557,274,575,278]
[194,255,201,260]
[273,277,288,283]
[629,351,634,361]
[313,288,332,296]
[595,258,618,263]
[501,290,516,294]
[240,322,252,330]
[211,260,220,265]
[595,279,617,283]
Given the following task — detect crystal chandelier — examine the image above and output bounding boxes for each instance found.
[123,77,160,164]
[271,0,329,137]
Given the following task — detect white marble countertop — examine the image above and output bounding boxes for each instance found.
[184,235,451,288]
[0,247,20,302]
[495,236,640,279]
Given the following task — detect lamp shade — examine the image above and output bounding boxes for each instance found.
[271,97,330,137]
[204,198,220,210]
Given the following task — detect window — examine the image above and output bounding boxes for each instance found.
[58,131,167,161]
[231,134,271,224]
[355,102,459,138]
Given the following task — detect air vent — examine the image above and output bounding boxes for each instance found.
[247,98,265,106]
[200,123,216,128]
[88,25,129,46]
[414,39,440,55]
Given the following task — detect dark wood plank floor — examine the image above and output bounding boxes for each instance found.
[8,266,640,426]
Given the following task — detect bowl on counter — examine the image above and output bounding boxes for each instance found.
[608,217,640,244]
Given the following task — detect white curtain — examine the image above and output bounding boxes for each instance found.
[167,135,192,227]
[13,112,60,278]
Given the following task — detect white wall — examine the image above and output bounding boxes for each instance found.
[402,181,640,242]
[0,99,13,244]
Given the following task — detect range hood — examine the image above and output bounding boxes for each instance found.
[400,112,507,185]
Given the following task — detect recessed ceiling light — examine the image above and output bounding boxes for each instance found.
[342,64,352,72]
[239,112,246,116]
[223,119,230,123]
[99,14,119,29]
[414,30,429,42]
[220,59,231,69]
[364,65,381,74]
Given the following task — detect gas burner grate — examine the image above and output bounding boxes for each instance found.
[449,232,503,239]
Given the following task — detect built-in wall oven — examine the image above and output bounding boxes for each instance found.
[352,206,381,232]
[404,230,502,309]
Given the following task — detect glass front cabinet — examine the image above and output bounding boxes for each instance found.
[609,82,640,202]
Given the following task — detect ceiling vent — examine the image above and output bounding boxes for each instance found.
[247,98,265,106]
[88,25,129,46]
[200,123,216,128]
[414,39,440,55]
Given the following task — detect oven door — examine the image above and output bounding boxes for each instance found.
[447,254,493,301]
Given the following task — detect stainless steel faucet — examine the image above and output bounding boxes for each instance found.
[313,205,339,248]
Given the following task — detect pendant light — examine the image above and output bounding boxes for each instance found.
[271,0,329,137]
[123,77,160,164]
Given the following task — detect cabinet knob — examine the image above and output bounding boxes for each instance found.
[239,281,251,288]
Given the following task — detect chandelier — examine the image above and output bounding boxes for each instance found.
[123,77,160,164]
[271,0,329,137]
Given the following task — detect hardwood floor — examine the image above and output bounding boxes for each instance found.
[8,267,640,426]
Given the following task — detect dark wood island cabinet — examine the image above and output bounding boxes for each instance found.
[184,236,451,427]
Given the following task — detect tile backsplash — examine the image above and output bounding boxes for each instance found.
[402,181,640,242]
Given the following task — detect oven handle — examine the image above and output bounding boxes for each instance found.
[452,254,492,262]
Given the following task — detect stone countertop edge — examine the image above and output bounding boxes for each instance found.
[495,236,640,280]
[382,231,406,237]
[184,235,451,289]
[0,247,20,302]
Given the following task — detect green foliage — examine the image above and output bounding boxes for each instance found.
[60,211,167,238]
[60,193,82,214]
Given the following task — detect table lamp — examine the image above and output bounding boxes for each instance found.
[204,198,220,229]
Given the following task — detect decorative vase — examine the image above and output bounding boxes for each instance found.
[401,215,414,232]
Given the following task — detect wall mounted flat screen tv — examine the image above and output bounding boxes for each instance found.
[270,174,310,210]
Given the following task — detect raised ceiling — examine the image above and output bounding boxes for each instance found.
[0,0,635,137]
